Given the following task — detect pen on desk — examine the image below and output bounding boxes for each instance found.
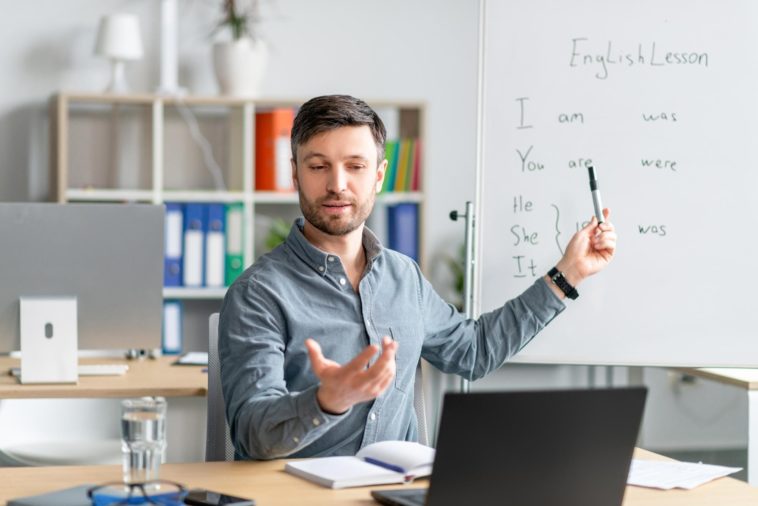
[587,165,604,223]
[363,457,406,474]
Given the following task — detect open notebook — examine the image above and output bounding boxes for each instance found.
[285,441,434,489]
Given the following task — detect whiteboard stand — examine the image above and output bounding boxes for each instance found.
[449,201,476,393]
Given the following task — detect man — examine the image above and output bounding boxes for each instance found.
[219,95,616,460]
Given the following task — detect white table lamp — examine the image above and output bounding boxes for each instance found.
[95,14,143,93]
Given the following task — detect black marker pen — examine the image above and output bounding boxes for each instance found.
[587,166,604,223]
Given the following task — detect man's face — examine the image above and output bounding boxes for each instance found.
[292,126,386,237]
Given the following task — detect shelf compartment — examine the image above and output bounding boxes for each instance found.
[162,191,247,203]
[60,101,154,196]
[65,189,155,202]
[163,287,228,300]
[162,103,247,193]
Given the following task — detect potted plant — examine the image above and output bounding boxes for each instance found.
[212,0,268,97]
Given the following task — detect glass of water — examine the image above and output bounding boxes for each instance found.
[121,397,167,484]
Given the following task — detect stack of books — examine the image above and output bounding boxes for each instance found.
[382,138,421,193]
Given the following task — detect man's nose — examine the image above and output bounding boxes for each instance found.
[326,166,348,194]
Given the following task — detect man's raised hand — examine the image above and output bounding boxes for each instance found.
[305,336,398,414]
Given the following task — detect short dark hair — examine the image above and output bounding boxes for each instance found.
[290,95,386,164]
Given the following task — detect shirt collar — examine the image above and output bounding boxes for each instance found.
[286,217,383,276]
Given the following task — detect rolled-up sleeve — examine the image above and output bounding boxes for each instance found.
[218,277,349,460]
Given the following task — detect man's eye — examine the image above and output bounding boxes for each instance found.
[349,165,366,170]
[310,165,326,170]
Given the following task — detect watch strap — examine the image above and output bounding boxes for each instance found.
[548,267,579,300]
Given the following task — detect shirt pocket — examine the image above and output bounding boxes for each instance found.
[389,325,421,394]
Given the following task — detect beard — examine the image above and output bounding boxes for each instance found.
[299,191,375,236]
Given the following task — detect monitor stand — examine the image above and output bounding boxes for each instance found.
[19,297,78,384]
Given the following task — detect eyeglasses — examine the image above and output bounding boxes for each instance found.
[87,480,188,506]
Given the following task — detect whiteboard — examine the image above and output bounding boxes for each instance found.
[477,0,758,367]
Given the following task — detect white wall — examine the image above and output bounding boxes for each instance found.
[0,0,746,462]
[0,0,479,262]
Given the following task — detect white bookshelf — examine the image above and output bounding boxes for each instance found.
[51,92,426,342]
[163,287,228,300]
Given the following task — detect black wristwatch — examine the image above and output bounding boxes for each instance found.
[548,267,579,300]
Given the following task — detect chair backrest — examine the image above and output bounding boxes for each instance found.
[414,361,429,446]
[206,312,430,458]
[206,313,235,461]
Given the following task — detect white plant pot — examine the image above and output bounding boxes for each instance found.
[213,38,268,97]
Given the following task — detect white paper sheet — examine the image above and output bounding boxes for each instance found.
[176,351,208,366]
[628,459,742,490]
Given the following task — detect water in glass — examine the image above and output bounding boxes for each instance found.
[121,397,167,484]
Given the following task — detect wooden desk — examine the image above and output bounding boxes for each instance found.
[676,368,758,486]
[0,356,207,399]
[1,450,757,505]
[0,356,209,463]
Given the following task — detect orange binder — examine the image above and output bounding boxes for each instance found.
[255,109,295,191]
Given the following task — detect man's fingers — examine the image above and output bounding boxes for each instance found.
[305,338,327,375]
[362,359,396,396]
[360,339,397,383]
[364,337,397,373]
[584,215,598,230]
[593,226,617,245]
[367,369,395,397]
[305,338,322,360]
[594,233,617,252]
[344,344,380,374]
[376,337,398,366]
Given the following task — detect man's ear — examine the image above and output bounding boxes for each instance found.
[291,158,299,190]
[375,158,388,193]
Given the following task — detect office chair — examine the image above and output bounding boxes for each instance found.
[206,313,235,462]
[414,360,429,446]
[205,313,430,461]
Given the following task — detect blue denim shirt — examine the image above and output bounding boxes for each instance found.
[219,218,565,460]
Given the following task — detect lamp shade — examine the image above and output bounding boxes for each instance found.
[95,14,143,60]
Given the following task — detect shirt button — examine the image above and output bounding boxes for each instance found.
[293,436,300,443]
[369,413,376,421]
[328,256,335,262]
[318,266,325,272]
[339,277,346,286]
[312,418,321,427]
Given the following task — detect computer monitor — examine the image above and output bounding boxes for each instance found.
[0,203,163,353]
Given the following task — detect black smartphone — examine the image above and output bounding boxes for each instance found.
[184,489,255,506]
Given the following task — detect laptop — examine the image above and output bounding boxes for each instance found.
[372,387,647,506]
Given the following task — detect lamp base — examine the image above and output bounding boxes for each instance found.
[105,59,129,93]
[155,86,187,97]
